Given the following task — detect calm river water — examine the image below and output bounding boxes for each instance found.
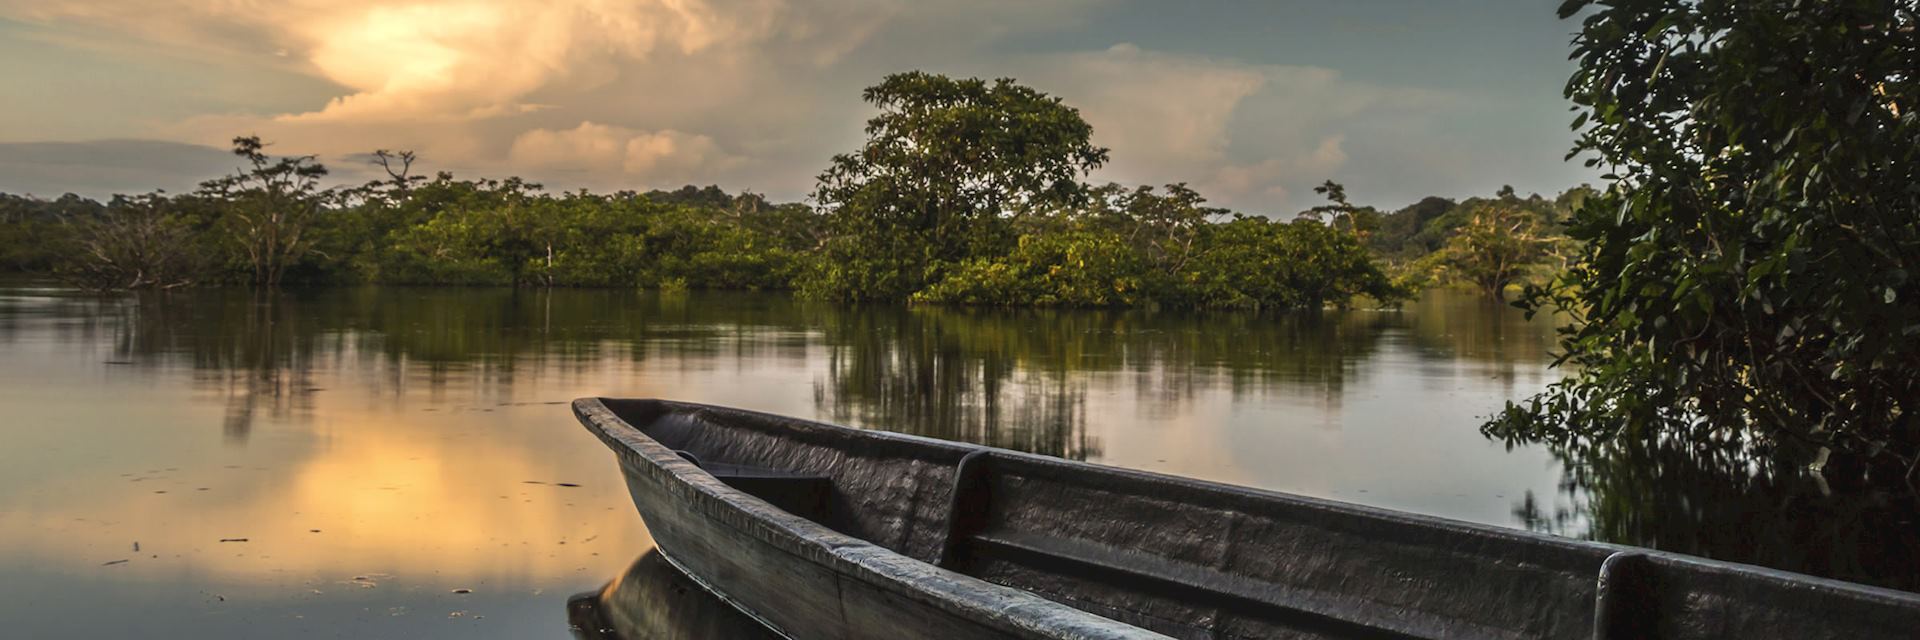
[0,283,1910,637]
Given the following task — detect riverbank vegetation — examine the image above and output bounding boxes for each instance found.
[1,72,1589,308]
[1488,0,1920,481]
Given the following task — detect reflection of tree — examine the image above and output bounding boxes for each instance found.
[1516,441,1920,592]
[215,292,318,442]
[1400,292,1561,386]
[70,286,1559,468]
[812,306,1095,459]
[108,290,323,442]
[93,288,824,441]
[810,304,1408,459]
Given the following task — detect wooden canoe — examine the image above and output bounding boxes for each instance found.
[574,398,1920,639]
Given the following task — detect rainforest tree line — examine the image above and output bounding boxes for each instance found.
[0,72,1580,308]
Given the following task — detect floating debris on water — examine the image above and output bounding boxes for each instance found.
[346,573,392,589]
[450,588,472,594]
[101,559,129,566]
[219,538,249,543]
[556,483,581,487]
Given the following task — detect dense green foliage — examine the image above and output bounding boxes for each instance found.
[4,144,812,291]
[912,182,1399,308]
[804,72,1112,301]
[1,72,1588,310]
[1364,185,1591,294]
[805,73,1405,308]
[0,194,92,273]
[1489,0,1920,475]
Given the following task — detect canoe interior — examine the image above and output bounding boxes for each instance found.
[591,399,1920,640]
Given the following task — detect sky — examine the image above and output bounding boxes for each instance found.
[0,0,1595,215]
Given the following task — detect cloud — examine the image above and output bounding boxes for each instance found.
[1033,43,1453,214]
[1212,135,1350,203]
[2,0,1051,195]
[0,139,238,198]
[4,0,857,124]
[0,2,1487,210]
[508,122,740,182]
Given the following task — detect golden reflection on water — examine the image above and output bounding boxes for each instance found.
[0,285,1579,637]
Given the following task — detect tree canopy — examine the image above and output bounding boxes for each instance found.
[2,72,1565,313]
[1488,0,1920,477]
[804,72,1110,301]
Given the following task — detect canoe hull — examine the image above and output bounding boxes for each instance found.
[618,450,1047,639]
[578,397,1161,640]
[578,397,1920,640]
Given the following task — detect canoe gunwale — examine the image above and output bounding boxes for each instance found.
[578,397,1920,640]
[573,397,1165,640]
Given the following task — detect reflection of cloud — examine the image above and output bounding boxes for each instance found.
[0,409,648,581]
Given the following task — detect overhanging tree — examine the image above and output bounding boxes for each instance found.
[1488,1,1920,478]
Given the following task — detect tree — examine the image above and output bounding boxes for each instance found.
[368,149,426,197]
[1299,180,1382,241]
[1076,182,1226,277]
[1177,216,1402,310]
[1488,1,1920,478]
[57,194,206,290]
[1439,201,1552,300]
[1,194,96,273]
[804,72,1110,301]
[200,136,333,286]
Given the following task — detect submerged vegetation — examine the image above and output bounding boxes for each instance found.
[0,72,1583,309]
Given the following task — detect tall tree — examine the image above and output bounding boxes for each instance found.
[1489,1,1920,477]
[200,136,332,286]
[805,72,1109,301]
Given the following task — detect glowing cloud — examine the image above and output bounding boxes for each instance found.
[508,121,739,181]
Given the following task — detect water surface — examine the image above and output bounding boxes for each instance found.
[0,284,1906,637]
